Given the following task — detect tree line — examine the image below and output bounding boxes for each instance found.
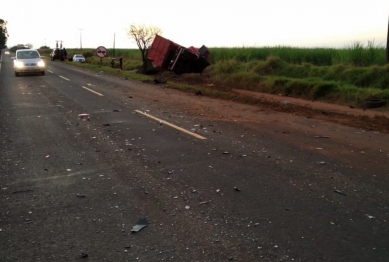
[0,19,8,49]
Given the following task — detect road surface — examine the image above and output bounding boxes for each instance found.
[1,52,389,261]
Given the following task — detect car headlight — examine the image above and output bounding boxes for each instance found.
[38,61,45,67]
[14,61,24,68]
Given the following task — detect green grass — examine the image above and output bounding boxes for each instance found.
[39,43,389,110]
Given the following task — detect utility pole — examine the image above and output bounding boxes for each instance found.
[79,29,83,51]
[386,15,389,64]
[113,32,116,58]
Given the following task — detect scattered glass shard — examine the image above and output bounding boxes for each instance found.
[131,219,148,232]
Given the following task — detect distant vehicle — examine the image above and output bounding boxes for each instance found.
[73,54,85,63]
[11,49,45,76]
[50,48,67,61]
[4,51,10,54]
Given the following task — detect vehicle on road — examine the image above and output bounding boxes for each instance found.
[73,54,85,63]
[11,49,45,76]
[50,48,67,61]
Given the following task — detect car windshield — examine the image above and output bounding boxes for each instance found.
[17,51,39,59]
[75,55,83,58]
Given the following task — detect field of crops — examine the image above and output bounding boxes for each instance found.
[41,42,389,108]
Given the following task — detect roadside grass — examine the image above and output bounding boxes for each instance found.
[208,42,386,66]
[43,44,389,110]
[204,55,389,107]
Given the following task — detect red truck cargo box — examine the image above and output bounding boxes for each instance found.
[188,46,200,55]
[147,35,180,68]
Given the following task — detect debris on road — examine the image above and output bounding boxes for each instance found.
[334,190,347,196]
[131,218,148,233]
[78,113,90,120]
[199,200,211,205]
[154,77,168,84]
[234,187,241,192]
[11,189,34,194]
[314,136,330,138]
[79,252,88,258]
[366,214,376,219]
[76,194,85,198]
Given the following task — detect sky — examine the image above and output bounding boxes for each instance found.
[1,0,388,50]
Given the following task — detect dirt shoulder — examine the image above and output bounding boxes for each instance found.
[152,72,389,133]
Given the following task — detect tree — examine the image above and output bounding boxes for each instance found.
[0,19,9,49]
[10,44,30,52]
[127,24,162,74]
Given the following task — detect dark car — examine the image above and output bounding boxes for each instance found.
[50,48,67,61]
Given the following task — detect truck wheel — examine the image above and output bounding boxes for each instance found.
[365,99,387,109]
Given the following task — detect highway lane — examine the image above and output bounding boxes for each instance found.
[1,54,389,261]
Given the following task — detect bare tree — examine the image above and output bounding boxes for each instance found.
[127,24,162,74]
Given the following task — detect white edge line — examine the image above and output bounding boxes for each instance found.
[135,110,206,140]
[82,86,104,96]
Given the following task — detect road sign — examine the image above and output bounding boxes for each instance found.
[96,46,108,58]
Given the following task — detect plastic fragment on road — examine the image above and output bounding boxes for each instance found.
[131,219,148,232]
[76,193,85,198]
[79,252,88,258]
[234,187,241,191]
[12,189,33,194]
[334,190,347,196]
[78,113,90,120]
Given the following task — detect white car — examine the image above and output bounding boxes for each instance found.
[12,49,45,76]
[73,54,85,63]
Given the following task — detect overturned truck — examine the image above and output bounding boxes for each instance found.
[147,35,211,75]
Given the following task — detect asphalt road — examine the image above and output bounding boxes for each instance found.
[1,52,389,262]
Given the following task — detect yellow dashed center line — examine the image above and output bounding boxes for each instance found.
[135,110,206,140]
